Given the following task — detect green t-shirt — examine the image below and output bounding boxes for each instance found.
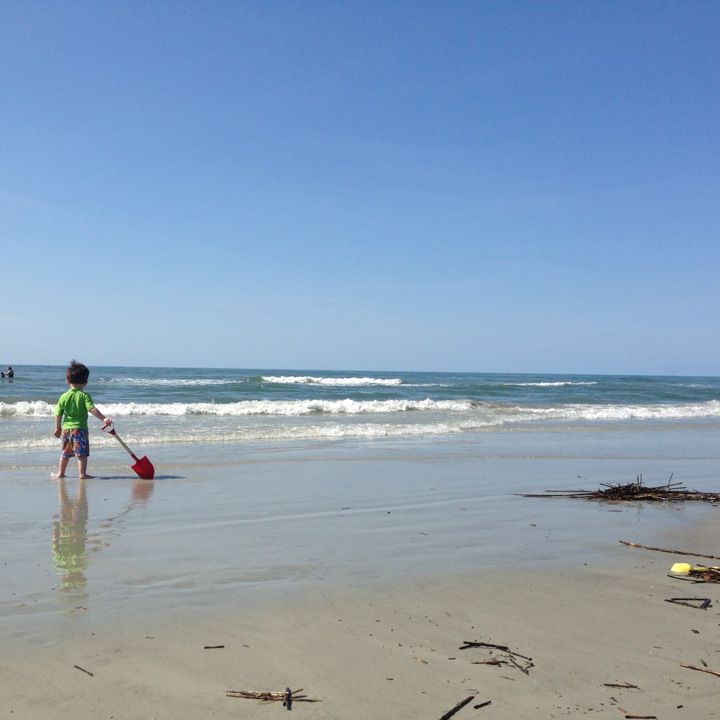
[54,388,95,429]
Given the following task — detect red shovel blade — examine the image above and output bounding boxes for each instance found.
[131,455,155,480]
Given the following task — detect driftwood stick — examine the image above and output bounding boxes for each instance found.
[507,654,530,675]
[461,641,533,673]
[227,691,285,701]
[603,682,639,689]
[437,695,476,720]
[460,641,509,651]
[508,650,532,662]
[226,687,320,703]
[73,665,94,677]
[665,598,711,609]
[619,541,720,561]
[681,664,720,679]
[471,659,504,666]
[473,700,492,709]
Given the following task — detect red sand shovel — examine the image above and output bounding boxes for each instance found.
[103,423,155,479]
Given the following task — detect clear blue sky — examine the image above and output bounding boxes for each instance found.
[2,1,718,374]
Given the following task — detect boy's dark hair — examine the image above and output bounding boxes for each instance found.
[66,360,90,385]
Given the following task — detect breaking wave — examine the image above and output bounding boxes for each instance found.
[3,399,720,421]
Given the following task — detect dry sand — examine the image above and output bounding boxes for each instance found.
[3,520,719,720]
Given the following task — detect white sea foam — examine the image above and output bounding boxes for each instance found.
[95,398,474,416]
[0,401,54,417]
[99,377,242,386]
[516,400,720,421]
[503,381,598,387]
[3,398,720,421]
[0,417,504,450]
[402,383,454,388]
[261,375,403,386]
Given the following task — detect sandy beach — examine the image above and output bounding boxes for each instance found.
[3,524,720,719]
[2,432,719,719]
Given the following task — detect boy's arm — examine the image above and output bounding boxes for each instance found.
[90,407,112,427]
[53,414,62,438]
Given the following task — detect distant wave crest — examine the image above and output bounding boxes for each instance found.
[262,375,403,386]
[503,381,598,387]
[99,377,242,386]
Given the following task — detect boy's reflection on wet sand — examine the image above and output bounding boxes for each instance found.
[52,478,91,597]
[52,477,155,599]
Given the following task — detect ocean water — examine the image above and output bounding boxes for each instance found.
[2,365,720,457]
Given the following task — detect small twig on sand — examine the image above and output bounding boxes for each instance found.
[619,710,657,719]
[681,664,720,679]
[603,682,639,689]
[437,695,476,720]
[73,665,94,677]
[460,641,532,661]
[507,654,531,675]
[473,700,492,709]
[226,688,321,703]
[461,641,509,651]
[619,541,720,561]
[459,641,534,674]
[665,598,711,609]
[471,659,503,666]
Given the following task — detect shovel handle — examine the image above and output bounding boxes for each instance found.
[102,423,139,461]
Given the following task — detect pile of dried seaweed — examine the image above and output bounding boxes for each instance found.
[520,474,720,503]
[673,567,720,584]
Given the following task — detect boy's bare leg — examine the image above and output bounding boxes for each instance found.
[78,456,94,479]
[52,455,69,479]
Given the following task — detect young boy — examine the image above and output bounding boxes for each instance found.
[53,360,112,479]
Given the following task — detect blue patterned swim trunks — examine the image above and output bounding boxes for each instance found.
[61,428,90,458]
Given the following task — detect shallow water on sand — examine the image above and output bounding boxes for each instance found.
[2,425,718,643]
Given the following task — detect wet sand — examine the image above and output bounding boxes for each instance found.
[4,539,720,719]
[2,439,719,718]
